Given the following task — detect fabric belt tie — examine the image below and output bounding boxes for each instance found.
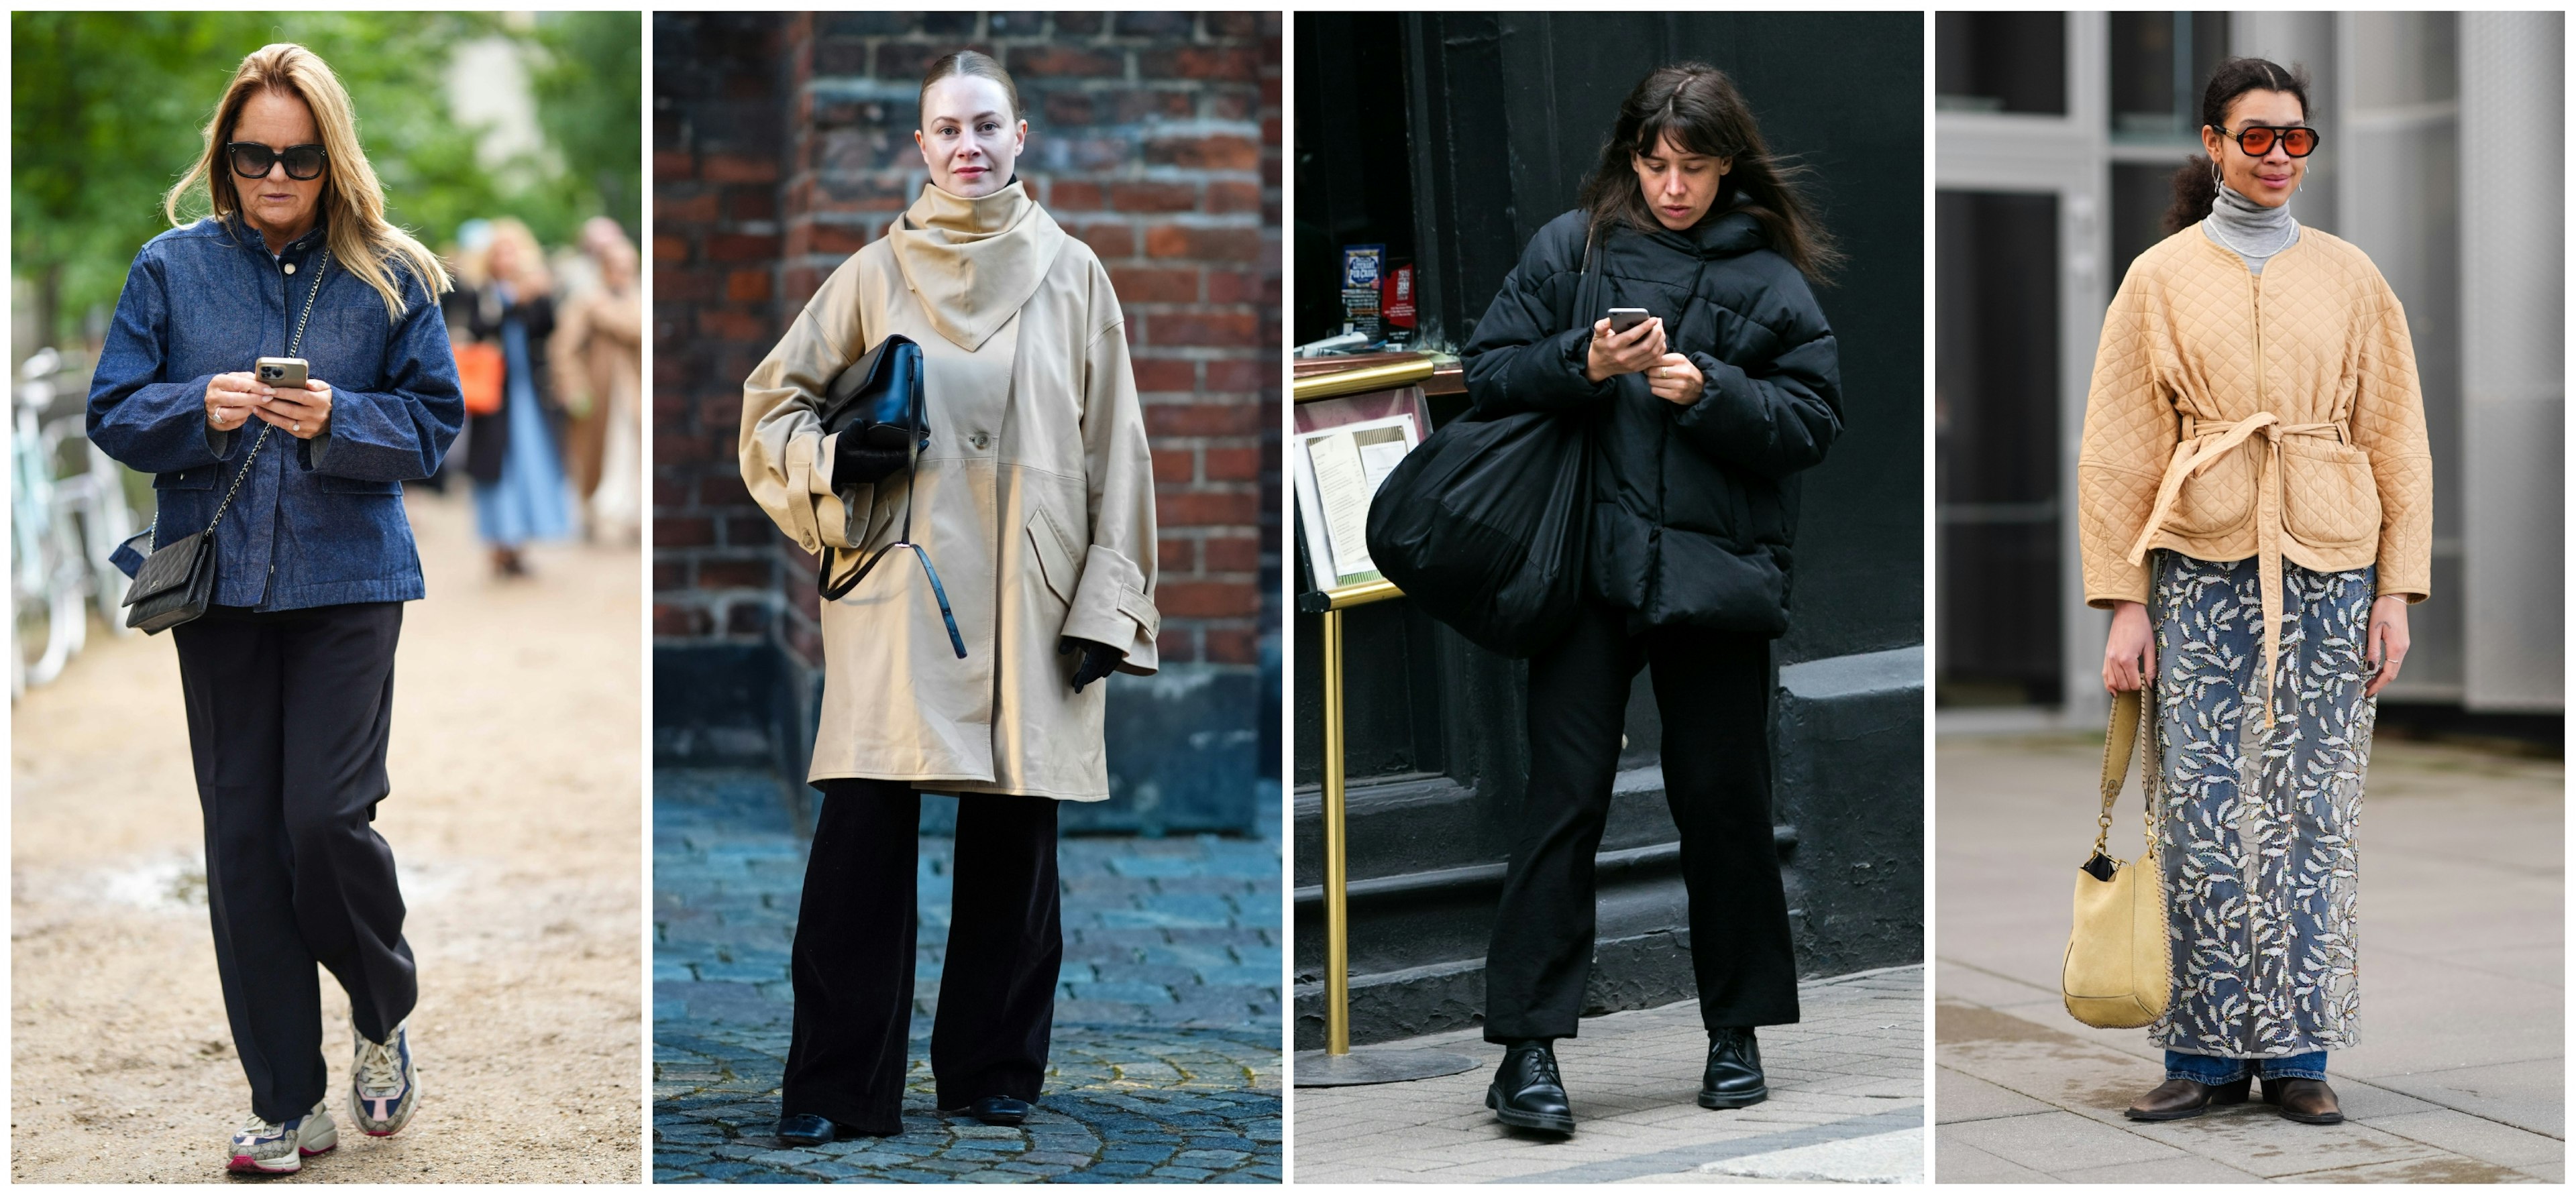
[2126,413,2345,728]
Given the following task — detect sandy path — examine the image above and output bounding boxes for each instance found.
[11,489,643,1182]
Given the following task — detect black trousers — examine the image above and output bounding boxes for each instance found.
[782,779,1062,1133]
[172,602,415,1123]
[1483,601,1800,1042]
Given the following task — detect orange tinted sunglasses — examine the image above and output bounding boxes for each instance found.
[2214,124,2320,158]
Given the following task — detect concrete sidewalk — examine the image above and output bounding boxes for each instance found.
[1934,732,2564,1184]
[1291,966,1925,1184]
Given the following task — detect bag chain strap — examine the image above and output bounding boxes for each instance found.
[202,249,329,537]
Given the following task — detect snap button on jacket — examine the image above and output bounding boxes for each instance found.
[2079,225,2433,628]
[739,182,1159,801]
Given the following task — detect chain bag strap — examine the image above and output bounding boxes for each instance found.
[121,249,328,633]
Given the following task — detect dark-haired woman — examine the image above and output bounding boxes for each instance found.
[2079,57,2429,1127]
[1458,63,1841,1135]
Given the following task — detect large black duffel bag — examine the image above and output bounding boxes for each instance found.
[1362,406,1592,659]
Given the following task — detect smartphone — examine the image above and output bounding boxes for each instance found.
[1607,308,1650,334]
[256,357,309,390]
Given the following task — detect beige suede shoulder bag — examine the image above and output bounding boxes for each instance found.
[2062,686,2171,1029]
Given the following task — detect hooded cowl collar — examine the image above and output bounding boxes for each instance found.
[1629,193,1765,261]
[889,179,1068,352]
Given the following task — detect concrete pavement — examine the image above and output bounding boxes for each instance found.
[1291,966,1925,1184]
[1933,730,2563,1183]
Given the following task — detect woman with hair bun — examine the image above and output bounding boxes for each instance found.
[2078,56,2431,1127]
[740,48,1159,1143]
[1458,62,1843,1135]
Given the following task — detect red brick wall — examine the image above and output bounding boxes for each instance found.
[654,11,1281,674]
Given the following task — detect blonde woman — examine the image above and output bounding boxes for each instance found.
[87,43,460,1174]
[740,50,1158,1142]
[2081,57,2430,1127]
[447,217,572,576]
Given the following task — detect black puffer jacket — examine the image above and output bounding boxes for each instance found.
[1462,203,1841,637]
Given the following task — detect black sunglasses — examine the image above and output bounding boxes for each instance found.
[227,141,328,181]
[2212,124,2321,158]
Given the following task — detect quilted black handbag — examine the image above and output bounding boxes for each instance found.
[814,333,965,659]
[119,250,326,634]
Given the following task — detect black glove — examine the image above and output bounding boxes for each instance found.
[1059,636,1122,693]
[833,420,914,485]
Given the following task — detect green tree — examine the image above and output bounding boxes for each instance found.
[12,11,638,351]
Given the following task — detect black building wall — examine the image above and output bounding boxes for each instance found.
[1291,11,1923,1048]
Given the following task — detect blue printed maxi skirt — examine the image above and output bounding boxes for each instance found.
[2149,551,2377,1058]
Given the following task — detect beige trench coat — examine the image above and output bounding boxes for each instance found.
[740,182,1159,801]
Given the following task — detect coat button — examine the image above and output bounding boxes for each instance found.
[972,433,990,450]
[283,262,297,274]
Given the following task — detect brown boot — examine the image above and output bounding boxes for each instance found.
[2125,1075,2251,1121]
[2263,1077,2344,1124]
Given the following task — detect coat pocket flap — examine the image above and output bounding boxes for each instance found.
[1117,589,1161,638]
[1028,508,1081,606]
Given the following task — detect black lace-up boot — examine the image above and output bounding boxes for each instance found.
[1699,1027,1769,1108]
[1486,1039,1575,1134]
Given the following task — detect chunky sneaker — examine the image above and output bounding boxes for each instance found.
[349,1020,421,1137]
[227,1101,336,1175]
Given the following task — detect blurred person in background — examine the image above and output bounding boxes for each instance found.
[550,215,642,542]
[446,217,570,577]
[2082,57,2430,1128]
[85,42,457,1175]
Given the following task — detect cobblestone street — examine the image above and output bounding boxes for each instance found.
[653,770,1283,1182]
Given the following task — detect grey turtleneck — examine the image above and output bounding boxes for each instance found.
[2200,182,2300,274]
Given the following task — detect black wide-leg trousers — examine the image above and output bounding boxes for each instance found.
[172,602,416,1123]
[782,779,1063,1133]
[1483,600,1800,1042]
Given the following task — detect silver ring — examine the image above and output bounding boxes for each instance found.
[293,422,302,433]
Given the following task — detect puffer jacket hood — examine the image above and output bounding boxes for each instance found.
[1462,204,1842,637]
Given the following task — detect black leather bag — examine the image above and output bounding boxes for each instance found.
[820,332,926,447]
[814,333,965,659]
[120,528,219,634]
[119,425,274,634]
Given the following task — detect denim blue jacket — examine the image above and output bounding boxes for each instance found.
[91,217,463,610]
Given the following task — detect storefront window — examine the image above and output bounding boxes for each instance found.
[1935,190,2063,707]
[2108,12,2231,142]
[1935,13,2067,115]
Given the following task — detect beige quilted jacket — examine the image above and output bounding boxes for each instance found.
[2078,225,2432,686]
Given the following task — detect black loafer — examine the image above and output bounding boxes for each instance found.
[1485,1039,1576,1135]
[1699,1027,1770,1108]
[775,1113,838,1146]
[964,1095,1030,1126]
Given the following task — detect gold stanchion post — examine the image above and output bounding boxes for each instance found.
[1321,606,1351,1054]
[1293,579,1475,1086]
